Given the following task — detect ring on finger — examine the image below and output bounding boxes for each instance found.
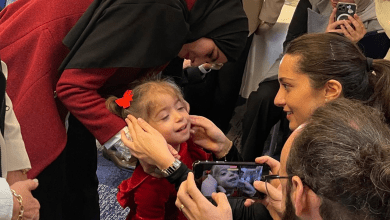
[179,204,185,212]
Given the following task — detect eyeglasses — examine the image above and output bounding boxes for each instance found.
[261,175,293,201]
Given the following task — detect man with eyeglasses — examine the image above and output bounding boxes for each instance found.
[175,98,390,220]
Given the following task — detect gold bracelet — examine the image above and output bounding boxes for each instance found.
[10,189,24,220]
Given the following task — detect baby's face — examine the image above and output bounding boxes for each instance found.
[148,93,190,149]
[215,165,239,189]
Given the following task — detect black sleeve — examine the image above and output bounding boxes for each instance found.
[166,163,191,191]
[162,57,209,86]
[161,56,187,86]
[204,197,273,220]
[283,0,312,49]
[184,67,209,84]
[230,199,273,220]
[358,32,390,59]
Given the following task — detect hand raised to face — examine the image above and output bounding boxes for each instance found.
[121,115,175,170]
[189,115,232,158]
[326,8,366,43]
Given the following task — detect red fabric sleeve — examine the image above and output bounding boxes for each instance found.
[56,68,126,144]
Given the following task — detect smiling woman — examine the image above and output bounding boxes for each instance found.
[275,32,390,130]
[240,0,390,163]
[274,54,326,130]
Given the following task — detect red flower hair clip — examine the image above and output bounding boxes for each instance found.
[115,90,133,108]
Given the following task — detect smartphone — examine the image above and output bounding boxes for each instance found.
[192,161,270,199]
[335,2,357,21]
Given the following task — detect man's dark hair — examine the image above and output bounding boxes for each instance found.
[286,98,390,220]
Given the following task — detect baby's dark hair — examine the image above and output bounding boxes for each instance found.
[106,76,185,122]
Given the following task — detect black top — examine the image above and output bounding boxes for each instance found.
[59,0,248,72]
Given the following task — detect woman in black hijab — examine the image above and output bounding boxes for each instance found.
[0,0,248,218]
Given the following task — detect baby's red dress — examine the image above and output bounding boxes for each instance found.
[117,140,212,220]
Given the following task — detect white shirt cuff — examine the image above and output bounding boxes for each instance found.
[0,178,13,220]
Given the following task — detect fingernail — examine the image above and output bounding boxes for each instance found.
[137,118,143,122]
[33,179,39,183]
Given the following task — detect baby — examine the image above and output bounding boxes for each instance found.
[106,77,212,220]
[201,165,256,197]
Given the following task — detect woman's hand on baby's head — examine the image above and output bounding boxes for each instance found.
[122,114,175,170]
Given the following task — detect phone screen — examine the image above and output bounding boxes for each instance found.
[193,161,269,199]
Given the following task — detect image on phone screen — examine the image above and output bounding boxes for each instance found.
[193,162,269,199]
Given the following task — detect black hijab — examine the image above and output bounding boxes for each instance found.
[59,0,248,72]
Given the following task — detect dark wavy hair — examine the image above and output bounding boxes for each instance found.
[285,33,390,124]
[287,98,390,220]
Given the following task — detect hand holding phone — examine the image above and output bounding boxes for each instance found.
[175,172,233,220]
[243,156,284,220]
[335,2,357,21]
[326,6,366,43]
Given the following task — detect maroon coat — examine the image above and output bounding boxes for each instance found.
[0,0,94,178]
[117,141,212,220]
[0,0,168,178]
